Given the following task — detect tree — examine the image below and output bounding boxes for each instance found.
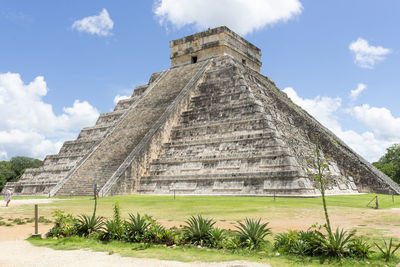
[10,156,42,180]
[373,144,400,184]
[0,157,42,191]
[308,136,332,236]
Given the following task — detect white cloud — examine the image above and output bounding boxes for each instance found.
[72,8,114,37]
[351,104,400,140]
[283,87,342,132]
[349,83,366,100]
[349,38,391,69]
[153,0,303,35]
[0,72,99,160]
[283,87,400,162]
[113,94,130,105]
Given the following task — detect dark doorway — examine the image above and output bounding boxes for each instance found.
[191,56,198,64]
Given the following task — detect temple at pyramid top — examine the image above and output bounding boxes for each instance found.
[170,26,262,72]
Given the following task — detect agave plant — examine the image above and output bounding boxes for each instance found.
[235,218,271,250]
[375,238,400,262]
[349,237,373,259]
[316,227,355,257]
[124,213,151,242]
[208,227,226,248]
[100,219,125,241]
[183,215,215,246]
[74,214,105,237]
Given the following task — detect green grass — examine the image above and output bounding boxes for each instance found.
[25,193,398,220]
[27,236,399,266]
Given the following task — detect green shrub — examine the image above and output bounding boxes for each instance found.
[100,202,124,241]
[100,220,125,241]
[124,213,151,242]
[347,237,373,259]
[235,218,270,250]
[208,228,226,249]
[74,214,104,237]
[183,215,215,246]
[145,220,176,245]
[375,238,400,262]
[225,236,243,253]
[47,210,77,238]
[316,227,355,258]
[274,230,321,256]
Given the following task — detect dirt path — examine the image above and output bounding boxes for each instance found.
[0,240,269,267]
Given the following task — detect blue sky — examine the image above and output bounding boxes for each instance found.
[0,0,399,162]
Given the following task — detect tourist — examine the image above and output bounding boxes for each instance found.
[5,188,12,207]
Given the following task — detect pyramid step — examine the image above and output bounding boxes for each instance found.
[174,114,266,130]
[141,170,304,183]
[77,123,115,139]
[114,96,138,111]
[159,142,288,159]
[153,149,292,165]
[59,137,101,154]
[171,119,272,140]
[96,109,127,125]
[189,91,250,108]
[165,131,280,147]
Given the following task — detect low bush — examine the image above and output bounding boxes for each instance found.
[182,215,215,246]
[100,202,124,241]
[315,227,355,258]
[274,226,374,260]
[124,213,151,242]
[375,238,400,262]
[47,210,77,238]
[75,214,105,237]
[235,218,271,250]
[209,228,226,249]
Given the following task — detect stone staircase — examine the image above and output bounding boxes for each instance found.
[55,62,205,196]
[8,80,151,195]
[138,58,317,196]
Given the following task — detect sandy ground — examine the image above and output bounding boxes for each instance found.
[0,240,269,267]
[2,199,57,206]
[0,200,270,267]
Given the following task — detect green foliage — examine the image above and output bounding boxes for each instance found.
[316,227,355,258]
[208,228,226,249]
[373,144,400,184]
[274,230,322,256]
[374,238,400,262]
[274,227,372,259]
[349,237,373,259]
[182,215,215,246]
[0,156,42,191]
[47,210,77,238]
[10,156,41,179]
[100,201,124,241]
[75,214,105,237]
[144,216,176,245]
[235,218,271,250]
[309,136,333,236]
[124,213,151,242]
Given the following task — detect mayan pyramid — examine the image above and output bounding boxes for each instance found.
[5,26,400,197]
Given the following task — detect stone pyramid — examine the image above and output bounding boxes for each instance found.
[5,26,400,196]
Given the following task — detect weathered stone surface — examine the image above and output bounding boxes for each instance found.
[4,26,400,196]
